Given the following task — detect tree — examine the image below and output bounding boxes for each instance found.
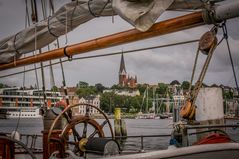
[157,83,168,95]
[170,80,180,85]
[95,83,105,93]
[136,84,147,95]
[223,91,233,99]
[111,84,125,90]
[77,81,89,88]
[0,83,9,88]
[181,81,190,90]
[100,92,116,113]
[76,87,96,97]
[51,86,59,92]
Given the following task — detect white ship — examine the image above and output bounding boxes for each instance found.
[0,87,62,118]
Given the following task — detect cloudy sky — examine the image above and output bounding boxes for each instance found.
[0,0,239,89]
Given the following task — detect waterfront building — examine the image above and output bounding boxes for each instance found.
[0,87,62,118]
[103,89,140,97]
[75,95,100,115]
[59,86,79,105]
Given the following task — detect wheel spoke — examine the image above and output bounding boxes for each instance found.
[89,129,99,138]
[82,121,88,138]
[101,120,108,128]
[72,127,81,141]
[85,106,90,117]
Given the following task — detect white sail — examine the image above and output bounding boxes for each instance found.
[0,0,205,64]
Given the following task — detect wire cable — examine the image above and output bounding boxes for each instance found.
[223,23,239,95]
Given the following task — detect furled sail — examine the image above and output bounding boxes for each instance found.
[0,0,204,64]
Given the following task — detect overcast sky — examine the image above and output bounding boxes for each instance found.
[0,0,239,89]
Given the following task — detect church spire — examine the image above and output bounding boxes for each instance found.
[119,52,126,74]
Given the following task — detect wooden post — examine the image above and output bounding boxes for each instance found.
[42,130,62,159]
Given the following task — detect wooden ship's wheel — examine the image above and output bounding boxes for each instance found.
[48,103,115,158]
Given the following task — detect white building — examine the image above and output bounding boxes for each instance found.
[77,95,100,115]
[103,89,140,97]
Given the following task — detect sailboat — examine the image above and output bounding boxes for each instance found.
[0,0,239,159]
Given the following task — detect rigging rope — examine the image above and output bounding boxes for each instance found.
[188,46,200,95]
[25,0,41,105]
[13,0,31,138]
[181,27,218,120]
[65,8,68,45]
[0,39,199,78]
[221,22,239,96]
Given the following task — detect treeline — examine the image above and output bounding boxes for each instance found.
[74,80,192,113]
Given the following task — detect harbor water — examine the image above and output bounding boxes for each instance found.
[0,118,238,152]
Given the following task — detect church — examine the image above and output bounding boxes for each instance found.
[118,53,137,88]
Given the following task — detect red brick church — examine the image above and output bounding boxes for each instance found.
[118,53,137,88]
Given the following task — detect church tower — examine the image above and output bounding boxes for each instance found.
[119,53,127,86]
[118,52,137,88]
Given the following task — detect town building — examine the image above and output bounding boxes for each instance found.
[59,87,79,105]
[103,89,140,97]
[118,53,137,88]
[76,95,100,115]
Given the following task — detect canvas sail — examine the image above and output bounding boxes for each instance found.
[0,0,205,64]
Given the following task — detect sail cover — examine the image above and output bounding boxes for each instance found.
[0,0,204,64]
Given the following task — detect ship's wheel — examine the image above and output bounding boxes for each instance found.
[48,103,114,158]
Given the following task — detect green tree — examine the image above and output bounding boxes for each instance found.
[51,86,59,92]
[0,83,9,88]
[223,91,233,99]
[136,84,147,95]
[157,83,168,96]
[100,92,116,113]
[95,83,105,93]
[76,87,96,97]
[181,81,190,90]
[77,81,89,88]
[111,84,126,90]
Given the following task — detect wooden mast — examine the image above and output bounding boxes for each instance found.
[0,12,204,71]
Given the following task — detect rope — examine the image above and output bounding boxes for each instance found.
[188,46,200,95]
[88,0,110,17]
[191,40,217,105]
[25,0,41,103]
[49,0,55,15]
[70,0,79,31]
[41,0,47,19]
[50,2,70,106]
[222,22,239,95]
[42,0,56,90]
[13,0,31,138]
[0,39,199,78]
[65,9,68,45]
